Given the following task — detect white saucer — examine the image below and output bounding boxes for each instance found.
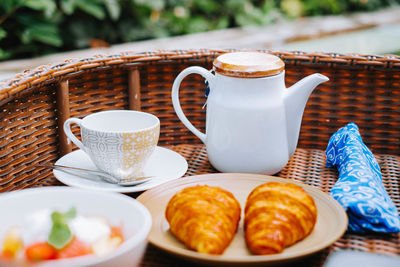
[53,146,188,193]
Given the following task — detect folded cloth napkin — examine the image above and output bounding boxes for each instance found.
[326,122,400,233]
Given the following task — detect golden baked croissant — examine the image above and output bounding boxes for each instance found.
[165,185,241,255]
[244,182,317,255]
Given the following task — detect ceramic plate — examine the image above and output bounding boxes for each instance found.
[137,173,348,266]
[53,146,188,193]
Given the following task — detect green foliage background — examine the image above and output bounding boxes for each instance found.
[0,0,398,60]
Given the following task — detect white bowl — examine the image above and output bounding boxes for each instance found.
[0,187,152,267]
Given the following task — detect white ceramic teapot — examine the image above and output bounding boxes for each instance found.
[172,52,329,174]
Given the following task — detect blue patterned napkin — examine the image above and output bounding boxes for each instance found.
[326,122,400,233]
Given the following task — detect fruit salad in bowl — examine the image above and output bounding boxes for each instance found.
[2,206,124,263]
[0,187,151,267]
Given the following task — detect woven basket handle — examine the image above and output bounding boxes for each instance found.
[63,118,85,151]
[171,66,215,143]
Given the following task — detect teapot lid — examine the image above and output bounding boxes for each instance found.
[213,52,284,78]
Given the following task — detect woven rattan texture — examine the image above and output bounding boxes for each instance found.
[138,144,400,267]
[0,84,59,191]
[0,49,399,190]
[285,65,400,154]
[140,62,207,145]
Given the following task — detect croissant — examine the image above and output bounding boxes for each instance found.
[165,185,241,255]
[244,182,317,255]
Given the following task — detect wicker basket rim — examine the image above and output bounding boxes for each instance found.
[1,49,399,104]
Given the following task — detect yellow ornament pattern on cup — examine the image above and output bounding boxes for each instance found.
[122,124,160,180]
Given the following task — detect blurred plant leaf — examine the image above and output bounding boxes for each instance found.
[281,0,304,18]
[191,0,219,12]
[133,0,165,10]
[215,16,229,29]
[1,0,24,13]
[61,0,77,15]
[1,0,400,61]
[21,23,62,47]
[303,0,347,15]
[118,19,152,42]
[186,16,209,33]
[75,0,106,19]
[25,0,57,18]
[104,0,120,20]
[0,48,11,60]
[0,27,7,40]
[65,19,96,48]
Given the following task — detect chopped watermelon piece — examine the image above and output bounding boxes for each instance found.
[25,242,57,262]
[57,237,91,259]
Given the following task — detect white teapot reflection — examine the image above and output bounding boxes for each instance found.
[172,52,329,174]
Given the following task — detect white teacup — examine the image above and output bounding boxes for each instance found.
[63,110,160,182]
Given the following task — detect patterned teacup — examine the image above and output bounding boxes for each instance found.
[64,110,160,182]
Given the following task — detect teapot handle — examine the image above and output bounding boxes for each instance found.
[171,66,215,144]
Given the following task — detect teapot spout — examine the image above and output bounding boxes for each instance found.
[284,73,329,157]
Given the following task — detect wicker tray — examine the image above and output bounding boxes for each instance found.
[0,49,399,266]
